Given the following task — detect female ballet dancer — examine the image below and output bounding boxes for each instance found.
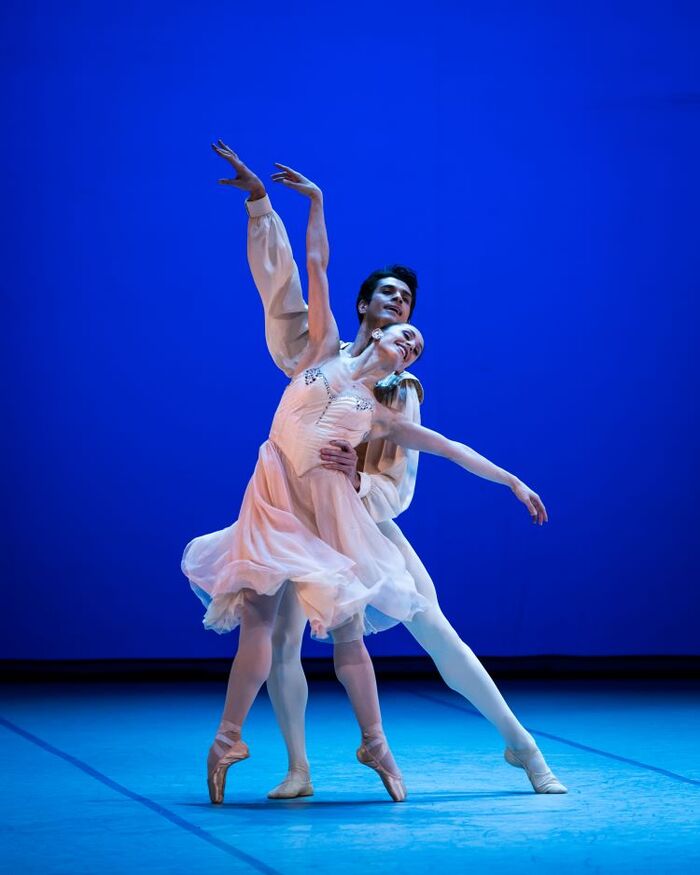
[182,165,551,804]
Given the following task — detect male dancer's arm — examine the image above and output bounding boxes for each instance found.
[212,140,309,376]
[246,195,309,377]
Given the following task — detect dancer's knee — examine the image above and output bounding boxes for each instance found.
[271,620,305,664]
[332,636,369,686]
[328,616,369,685]
[407,608,477,686]
[407,606,459,650]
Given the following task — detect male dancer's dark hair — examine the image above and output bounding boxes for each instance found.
[355,265,419,323]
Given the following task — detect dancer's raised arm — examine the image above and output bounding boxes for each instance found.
[369,407,548,524]
[271,164,340,371]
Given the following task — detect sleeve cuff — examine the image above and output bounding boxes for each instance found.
[245,194,273,218]
[356,472,372,500]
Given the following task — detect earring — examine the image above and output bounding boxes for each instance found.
[371,328,383,341]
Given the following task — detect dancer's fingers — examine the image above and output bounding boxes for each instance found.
[320,452,354,465]
[218,138,237,157]
[525,498,538,523]
[321,446,354,456]
[532,497,542,525]
[529,494,541,524]
[328,439,354,452]
[535,497,549,524]
[213,142,241,166]
[274,162,299,178]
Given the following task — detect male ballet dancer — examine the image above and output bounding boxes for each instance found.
[212,141,567,798]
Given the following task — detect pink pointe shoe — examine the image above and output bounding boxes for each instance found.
[356,730,407,802]
[504,744,568,794]
[207,720,250,804]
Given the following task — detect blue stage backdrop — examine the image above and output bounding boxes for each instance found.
[3,2,699,659]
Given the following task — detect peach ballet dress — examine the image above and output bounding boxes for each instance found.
[181,354,428,640]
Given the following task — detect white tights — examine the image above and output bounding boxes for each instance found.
[218,585,398,774]
[265,548,536,774]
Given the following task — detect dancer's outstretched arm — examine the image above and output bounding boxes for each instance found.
[270,165,339,371]
[369,408,548,524]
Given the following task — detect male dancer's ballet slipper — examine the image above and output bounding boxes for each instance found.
[267,767,314,800]
[207,720,250,804]
[504,745,568,794]
[356,734,407,802]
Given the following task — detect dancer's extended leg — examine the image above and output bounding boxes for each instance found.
[208,586,286,803]
[265,584,313,799]
[384,523,567,793]
[332,621,406,802]
[407,604,535,749]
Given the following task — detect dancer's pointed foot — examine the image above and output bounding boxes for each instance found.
[504,744,568,794]
[267,766,314,799]
[356,723,406,802]
[207,720,250,804]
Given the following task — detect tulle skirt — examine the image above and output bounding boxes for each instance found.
[181,440,428,640]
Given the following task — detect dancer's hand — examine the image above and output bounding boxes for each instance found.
[511,481,548,525]
[211,140,266,199]
[271,164,322,200]
[320,440,360,490]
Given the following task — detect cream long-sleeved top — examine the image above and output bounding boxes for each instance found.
[245,194,424,523]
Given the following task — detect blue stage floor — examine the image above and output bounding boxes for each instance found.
[1,678,699,874]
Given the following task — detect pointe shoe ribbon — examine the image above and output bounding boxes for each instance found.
[356,733,407,803]
[504,745,568,794]
[207,720,250,804]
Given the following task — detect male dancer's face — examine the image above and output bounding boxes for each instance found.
[359,277,413,327]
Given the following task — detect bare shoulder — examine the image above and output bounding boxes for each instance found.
[291,338,343,379]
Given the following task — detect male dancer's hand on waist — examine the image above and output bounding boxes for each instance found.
[320,440,361,491]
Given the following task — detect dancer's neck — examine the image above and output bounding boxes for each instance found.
[346,320,376,359]
[344,341,397,391]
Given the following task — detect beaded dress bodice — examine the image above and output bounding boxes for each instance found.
[269,356,376,477]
